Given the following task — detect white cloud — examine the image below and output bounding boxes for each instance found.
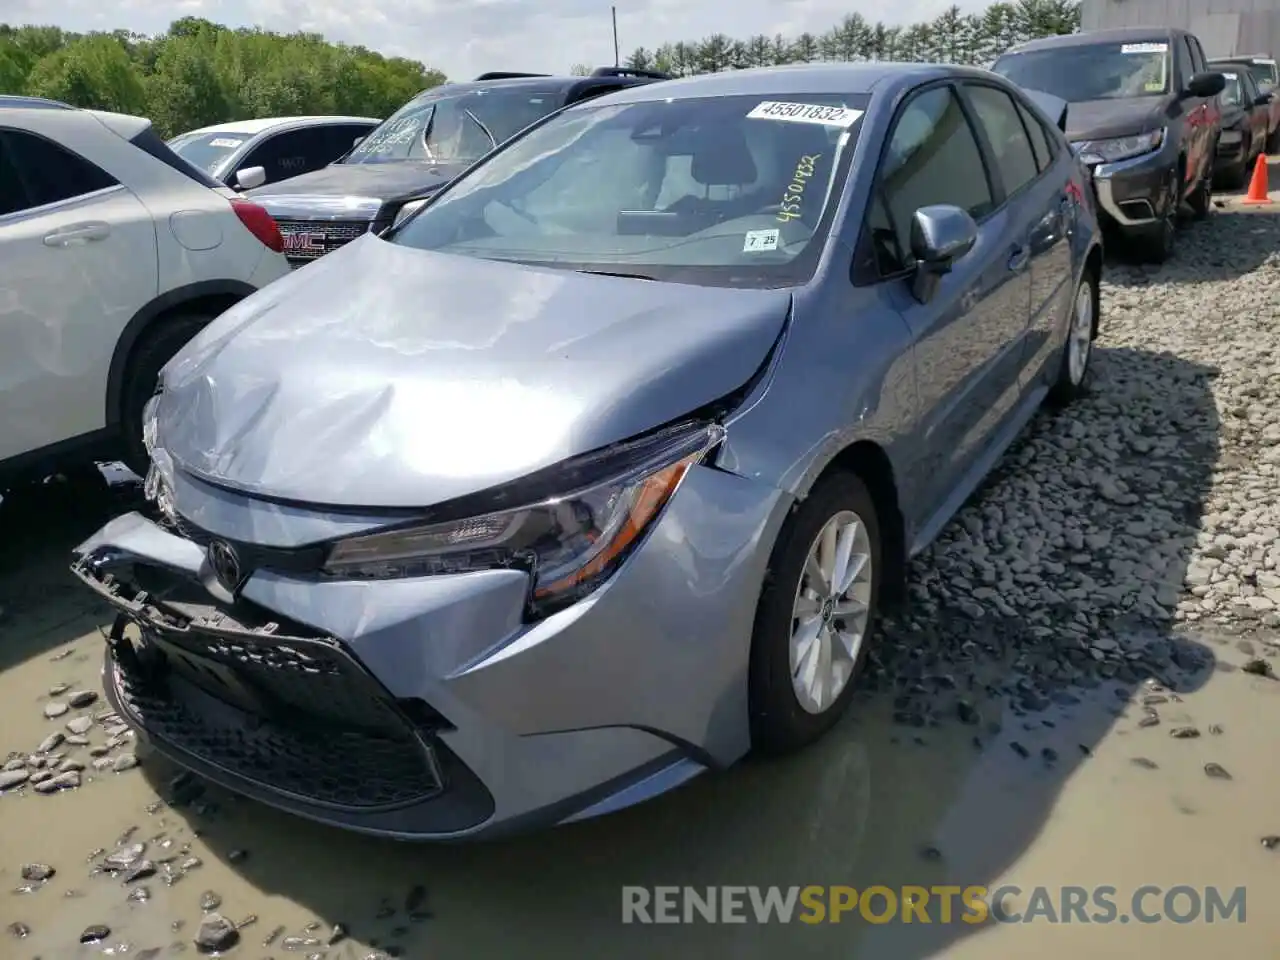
[0,0,991,81]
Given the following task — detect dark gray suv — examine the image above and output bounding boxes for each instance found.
[994,27,1225,263]
[246,67,671,268]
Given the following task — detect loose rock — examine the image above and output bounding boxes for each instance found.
[33,770,80,793]
[65,716,93,735]
[68,690,99,708]
[80,924,110,944]
[194,913,239,953]
[37,732,65,753]
[20,864,55,882]
[1204,763,1233,781]
[43,701,69,719]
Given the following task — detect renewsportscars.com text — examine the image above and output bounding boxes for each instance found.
[621,885,1247,925]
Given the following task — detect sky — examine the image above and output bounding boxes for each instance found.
[0,0,992,81]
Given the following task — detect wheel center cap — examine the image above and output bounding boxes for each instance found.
[820,597,835,622]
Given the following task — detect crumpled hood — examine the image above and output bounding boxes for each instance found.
[245,161,467,220]
[1064,97,1170,142]
[157,234,792,509]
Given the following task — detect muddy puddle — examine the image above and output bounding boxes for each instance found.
[1,471,1278,960]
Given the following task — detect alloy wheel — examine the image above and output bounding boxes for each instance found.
[789,510,874,715]
[1067,280,1093,385]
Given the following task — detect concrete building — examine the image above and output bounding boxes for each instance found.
[1081,0,1280,59]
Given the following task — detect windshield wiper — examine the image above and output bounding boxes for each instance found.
[464,109,497,149]
[576,269,657,281]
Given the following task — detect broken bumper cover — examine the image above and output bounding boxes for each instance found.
[70,465,788,839]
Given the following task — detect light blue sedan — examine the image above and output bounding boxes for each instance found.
[72,62,1102,840]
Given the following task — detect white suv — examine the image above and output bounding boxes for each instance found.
[0,96,291,483]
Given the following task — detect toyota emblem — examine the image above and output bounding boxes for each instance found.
[207,539,243,591]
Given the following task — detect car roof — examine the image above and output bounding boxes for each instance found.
[403,68,667,107]
[590,62,996,104]
[1210,55,1274,65]
[178,116,381,137]
[0,95,77,111]
[1003,26,1182,55]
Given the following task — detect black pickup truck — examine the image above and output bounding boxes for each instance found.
[246,67,670,268]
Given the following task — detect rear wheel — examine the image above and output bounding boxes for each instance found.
[120,313,212,476]
[749,472,881,756]
[1047,268,1098,408]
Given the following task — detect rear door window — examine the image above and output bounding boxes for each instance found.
[0,134,30,216]
[964,84,1041,198]
[3,130,117,209]
[1014,99,1055,172]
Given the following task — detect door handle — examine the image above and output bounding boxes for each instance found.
[1008,244,1030,272]
[43,222,111,247]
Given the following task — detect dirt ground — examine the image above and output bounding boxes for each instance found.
[3,185,1280,960]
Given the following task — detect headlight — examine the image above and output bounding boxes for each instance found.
[1074,128,1165,165]
[323,421,726,615]
[392,197,431,228]
[141,393,160,457]
[1220,129,1243,144]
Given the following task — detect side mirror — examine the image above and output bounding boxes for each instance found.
[909,204,978,304]
[1255,93,1274,107]
[1185,71,1226,99]
[352,136,365,147]
[233,166,267,190]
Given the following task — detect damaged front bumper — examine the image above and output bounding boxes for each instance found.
[71,463,789,840]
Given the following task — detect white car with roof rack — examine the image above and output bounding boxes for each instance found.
[0,95,291,485]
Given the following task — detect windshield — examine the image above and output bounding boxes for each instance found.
[342,88,564,165]
[1248,61,1277,91]
[389,93,867,289]
[994,41,1170,102]
[167,131,251,175]
[1220,70,1244,106]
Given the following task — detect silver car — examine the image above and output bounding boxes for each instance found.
[73,63,1102,840]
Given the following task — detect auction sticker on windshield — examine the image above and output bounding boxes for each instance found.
[743,228,780,252]
[209,138,243,148]
[1120,42,1167,54]
[747,102,863,127]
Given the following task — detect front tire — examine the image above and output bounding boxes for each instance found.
[1186,163,1212,220]
[749,472,881,756]
[120,314,212,476]
[1047,267,1098,408]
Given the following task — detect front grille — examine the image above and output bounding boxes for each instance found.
[275,218,372,266]
[76,559,444,811]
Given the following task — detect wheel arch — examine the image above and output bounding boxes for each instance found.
[105,279,255,428]
[1083,242,1103,340]
[793,438,908,606]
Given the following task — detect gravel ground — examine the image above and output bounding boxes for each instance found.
[2,202,1279,959]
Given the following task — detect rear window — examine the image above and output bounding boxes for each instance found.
[131,128,226,190]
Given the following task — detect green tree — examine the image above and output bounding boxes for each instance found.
[24,35,147,113]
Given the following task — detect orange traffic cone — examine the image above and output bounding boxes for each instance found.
[1242,152,1271,205]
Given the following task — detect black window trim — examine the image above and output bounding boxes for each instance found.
[958,79,1054,205]
[129,124,228,189]
[0,126,124,222]
[852,79,1004,287]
